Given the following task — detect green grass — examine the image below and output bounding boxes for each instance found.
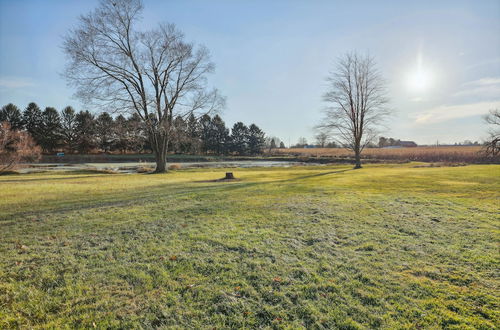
[1,164,499,329]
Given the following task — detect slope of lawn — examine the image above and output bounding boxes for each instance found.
[0,164,499,328]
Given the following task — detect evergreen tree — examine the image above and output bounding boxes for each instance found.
[378,136,387,148]
[199,114,213,154]
[230,122,249,155]
[22,102,43,144]
[0,103,24,130]
[186,113,201,154]
[247,124,265,155]
[75,110,96,153]
[211,115,230,155]
[279,141,286,148]
[95,112,114,152]
[127,113,147,152]
[40,107,62,152]
[171,116,189,153]
[113,115,129,153]
[61,106,78,152]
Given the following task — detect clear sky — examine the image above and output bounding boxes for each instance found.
[1,0,499,145]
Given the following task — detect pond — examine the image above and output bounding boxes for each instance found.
[19,160,319,174]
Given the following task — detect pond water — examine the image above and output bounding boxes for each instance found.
[19,160,318,173]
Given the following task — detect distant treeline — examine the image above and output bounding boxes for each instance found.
[378,137,417,148]
[0,103,278,155]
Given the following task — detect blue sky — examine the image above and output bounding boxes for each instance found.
[1,0,499,145]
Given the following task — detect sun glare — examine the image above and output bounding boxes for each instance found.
[408,68,432,92]
[407,52,433,93]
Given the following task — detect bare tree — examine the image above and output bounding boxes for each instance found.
[294,137,308,148]
[63,0,224,172]
[315,131,329,148]
[318,52,389,168]
[484,109,499,156]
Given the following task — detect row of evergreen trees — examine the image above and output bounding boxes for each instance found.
[176,114,266,155]
[0,103,267,155]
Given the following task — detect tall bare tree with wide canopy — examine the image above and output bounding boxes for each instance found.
[63,0,223,172]
[318,52,390,168]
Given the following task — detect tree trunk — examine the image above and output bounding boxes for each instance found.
[354,148,362,169]
[154,153,167,173]
[152,133,169,173]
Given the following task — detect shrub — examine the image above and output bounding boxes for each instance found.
[0,122,41,173]
[168,163,182,170]
[137,166,155,173]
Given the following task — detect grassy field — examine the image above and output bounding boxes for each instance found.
[0,164,499,328]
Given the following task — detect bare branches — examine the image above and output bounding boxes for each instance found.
[317,52,390,168]
[0,122,41,173]
[63,0,222,126]
[485,109,500,126]
[484,109,500,156]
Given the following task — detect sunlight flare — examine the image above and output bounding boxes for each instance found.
[407,52,433,93]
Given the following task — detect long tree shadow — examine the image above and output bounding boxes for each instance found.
[0,180,261,221]
[0,174,119,183]
[0,167,355,221]
[277,168,355,182]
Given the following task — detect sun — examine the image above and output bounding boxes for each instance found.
[407,68,432,92]
[406,52,433,93]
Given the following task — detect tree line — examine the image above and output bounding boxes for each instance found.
[0,102,270,155]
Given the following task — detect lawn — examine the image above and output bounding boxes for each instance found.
[0,164,499,328]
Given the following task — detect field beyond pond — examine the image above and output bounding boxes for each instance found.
[0,164,499,328]
[271,146,496,164]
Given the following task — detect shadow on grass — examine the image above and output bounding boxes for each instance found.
[279,168,354,182]
[0,180,260,221]
[0,168,355,221]
[0,171,124,183]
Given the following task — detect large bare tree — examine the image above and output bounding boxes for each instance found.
[63,0,224,172]
[318,52,389,168]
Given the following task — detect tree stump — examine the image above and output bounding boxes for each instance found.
[225,172,235,180]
